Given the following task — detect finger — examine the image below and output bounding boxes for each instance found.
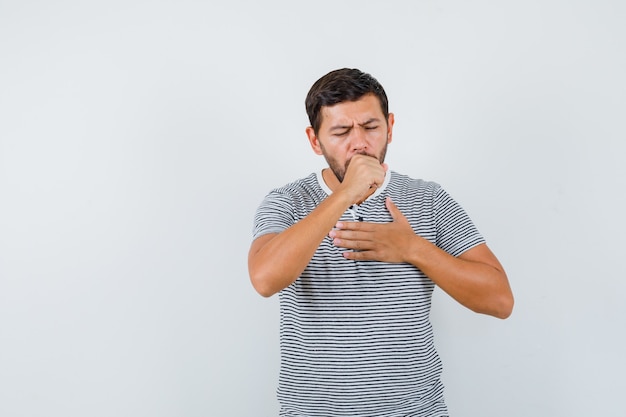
[334,221,365,231]
[333,237,372,251]
[333,237,356,249]
[329,229,361,242]
[342,250,375,261]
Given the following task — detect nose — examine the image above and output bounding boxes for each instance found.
[349,126,367,152]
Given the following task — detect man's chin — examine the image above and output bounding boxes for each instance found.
[332,169,346,183]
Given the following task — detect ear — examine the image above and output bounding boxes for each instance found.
[386,113,395,144]
[306,126,324,155]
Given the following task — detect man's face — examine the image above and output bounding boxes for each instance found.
[306,93,394,182]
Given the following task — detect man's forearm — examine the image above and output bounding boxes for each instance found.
[248,191,353,297]
[406,237,513,318]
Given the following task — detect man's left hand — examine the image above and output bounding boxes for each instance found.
[329,197,418,262]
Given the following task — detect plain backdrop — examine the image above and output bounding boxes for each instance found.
[1,1,625,416]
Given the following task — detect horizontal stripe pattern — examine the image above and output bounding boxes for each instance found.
[253,171,484,416]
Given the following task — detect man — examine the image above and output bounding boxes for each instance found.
[249,68,514,416]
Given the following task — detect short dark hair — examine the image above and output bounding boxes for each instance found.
[305,68,389,135]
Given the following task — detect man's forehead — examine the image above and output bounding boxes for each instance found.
[320,96,384,123]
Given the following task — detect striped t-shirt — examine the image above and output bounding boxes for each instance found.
[252,170,485,417]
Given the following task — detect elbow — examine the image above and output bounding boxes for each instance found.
[249,268,279,298]
[253,281,277,298]
[488,271,514,319]
[493,292,515,319]
[472,290,514,319]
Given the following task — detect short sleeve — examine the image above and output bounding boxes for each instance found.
[434,187,485,256]
[252,190,297,240]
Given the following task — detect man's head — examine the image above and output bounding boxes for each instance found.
[305,68,389,136]
[305,68,394,184]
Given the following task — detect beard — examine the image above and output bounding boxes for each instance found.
[320,143,388,183]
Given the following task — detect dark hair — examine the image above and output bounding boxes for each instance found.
[305,68,389,135]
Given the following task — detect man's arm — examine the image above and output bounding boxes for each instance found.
[329,197,514,318]
[248,156,387,297]
[248,190,353,297]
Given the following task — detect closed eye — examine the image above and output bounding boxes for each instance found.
[361,118,381,130]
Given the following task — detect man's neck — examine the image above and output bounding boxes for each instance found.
[321,168,341,192]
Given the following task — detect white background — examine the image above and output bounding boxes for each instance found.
[1,1,624,416]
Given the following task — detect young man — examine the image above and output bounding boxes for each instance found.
[249,68,514,416]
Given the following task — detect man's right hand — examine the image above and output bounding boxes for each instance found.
[337,154,388,205]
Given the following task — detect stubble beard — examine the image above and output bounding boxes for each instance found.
[321,143,388,183]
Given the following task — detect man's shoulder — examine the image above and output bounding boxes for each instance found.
[389,171,442,193]
[261,172,327,207]
[270,172,319,194]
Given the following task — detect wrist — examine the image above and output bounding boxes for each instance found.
[331,185,361,208]
[405,233,430,266]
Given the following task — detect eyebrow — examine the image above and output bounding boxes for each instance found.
[329,123,354,132]
[329,118,381,132]
[359,118,380,126]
